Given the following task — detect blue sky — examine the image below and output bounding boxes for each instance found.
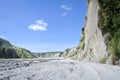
[0,0,87,52]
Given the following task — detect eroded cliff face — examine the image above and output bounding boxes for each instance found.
[83,0,109,63]
[63,0,108,62]
[63,0,118,64]
[67,0,120,65]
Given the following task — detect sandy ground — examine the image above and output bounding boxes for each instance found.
[0,58,120,80]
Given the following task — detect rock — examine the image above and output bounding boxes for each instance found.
[0,59,120,80]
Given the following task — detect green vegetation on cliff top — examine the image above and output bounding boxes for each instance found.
[98,0,120,59]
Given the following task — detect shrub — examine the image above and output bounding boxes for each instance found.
[98,0,120,59]
[100,56,107,63]
[79,27,85,49]
[109,30,120,58]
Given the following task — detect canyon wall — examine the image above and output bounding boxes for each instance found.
[83,0,109,62]
[63,0,120,65]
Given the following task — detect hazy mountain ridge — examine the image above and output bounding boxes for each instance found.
[32,51,63,58]
[0,38,34,58]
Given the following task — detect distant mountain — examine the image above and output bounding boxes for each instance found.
[0,38,34,58]
[32,51,63,58]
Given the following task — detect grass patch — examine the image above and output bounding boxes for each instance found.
[100,56,107,63]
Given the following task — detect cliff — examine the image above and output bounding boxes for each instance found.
[62,0,120,65]
[82,0,108,62]
[0,38,34,58]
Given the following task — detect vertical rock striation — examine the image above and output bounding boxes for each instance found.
[63,0,120,65]
[83,0,109,63]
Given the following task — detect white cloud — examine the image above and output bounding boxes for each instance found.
[28,19,48,31]
[61,5,72,11]
[61,5,72,16]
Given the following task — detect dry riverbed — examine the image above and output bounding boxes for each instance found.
[0,58,120,80]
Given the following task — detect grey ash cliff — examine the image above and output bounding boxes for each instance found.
[60,0,120,65]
